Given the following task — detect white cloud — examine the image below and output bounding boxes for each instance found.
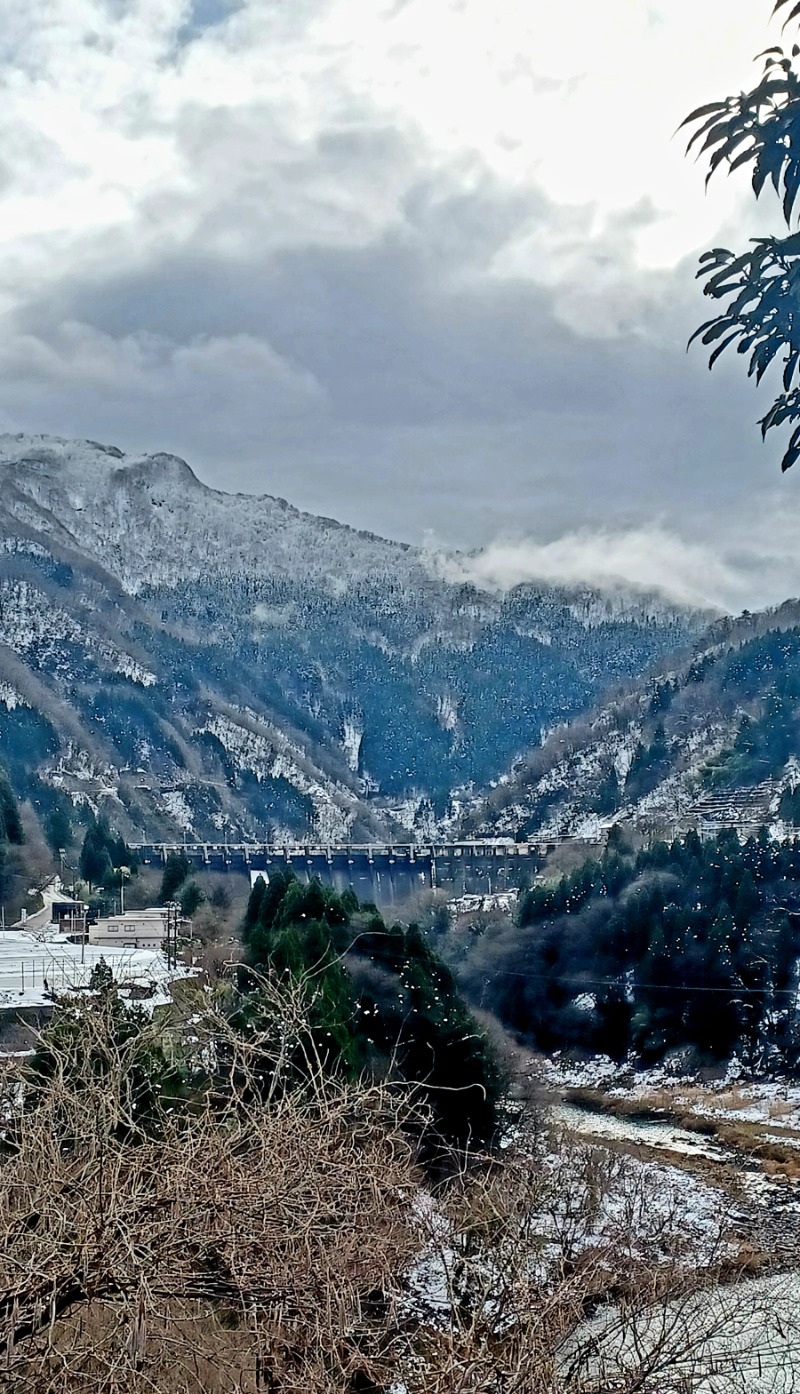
[435,527,739,611]
[0,1,778,297]
[434,509,800,616]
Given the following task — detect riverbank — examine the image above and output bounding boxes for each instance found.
[528,1055,800,1276]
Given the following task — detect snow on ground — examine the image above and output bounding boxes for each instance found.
[534,1053,800,1215]
[538,1052,628,1090]
[763,1131,800,1151]
[693,1083,800,1133]
[543,1141,734,1264]
[405,1128,733,1327]
[447,890,519,916]
[0,683,27,711]
[0,930,192,1009]
[541,1055,800,1138]
[536,1051,746,1095]
[161,788,194,833]
[552,1102,731,1163]
[0,433,422,596]
[565,1269,800,1394]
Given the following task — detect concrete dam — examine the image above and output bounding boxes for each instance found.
[131,841,557,908]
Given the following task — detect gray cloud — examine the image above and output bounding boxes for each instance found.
[0,0,795,611]
[1,195,778,553]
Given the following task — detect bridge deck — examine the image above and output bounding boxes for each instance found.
[128,839,563,904]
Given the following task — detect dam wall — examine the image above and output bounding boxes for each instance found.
[130,841,560,908]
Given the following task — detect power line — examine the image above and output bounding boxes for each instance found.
[484,967,799,995]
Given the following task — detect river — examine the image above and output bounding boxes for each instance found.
[550,1094,800,1390]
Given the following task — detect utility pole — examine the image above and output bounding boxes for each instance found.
[165,900,180,970]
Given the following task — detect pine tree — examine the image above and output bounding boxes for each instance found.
[0,771,23,845]
[239,877,501,1152]
[734,870,760,928]
[159,852,190,903]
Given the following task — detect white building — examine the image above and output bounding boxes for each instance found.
[89,908,171,951]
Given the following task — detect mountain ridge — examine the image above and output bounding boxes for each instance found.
[0,432,711,619]
[0,433,712,849]
[459,600,800,845]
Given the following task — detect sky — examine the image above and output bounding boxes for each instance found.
[0,0,799,612]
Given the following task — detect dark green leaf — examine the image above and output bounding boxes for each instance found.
[700,318,737,345]
[753,336,784,383]
[783,345,800,389]
[696,115,737,152]
[691,108,741,154]
[728,144,757,174]
[687,317,721,347]
[678,100,727,130]
[708,332,741,368]
[705,250,760,292]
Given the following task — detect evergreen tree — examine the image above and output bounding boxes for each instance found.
[180,882,204,918]
[159,851,191,902]
[734,870,760,928]
[0,842,9,905]
[80,818,134,888]
[29,992,183,1139]
[239,876,501,1152]
[779,785,800,826]
[0,769,23,845]
[44,802,72,857]
[594,984,632,1062]
[625,723,671,802]
[592,763,620,816]
[466,825,800,1071]
[242,874,267,940]
[79,823,113,886]
[89,957,114,993]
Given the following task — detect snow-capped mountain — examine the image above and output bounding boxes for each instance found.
[0,434,421,594]
[0,433,711,845]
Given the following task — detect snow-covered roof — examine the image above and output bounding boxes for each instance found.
[0,930,191,1009]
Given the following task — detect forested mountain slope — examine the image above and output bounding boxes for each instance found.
[458,826,800,1070]
[0,433,708,845]
[461,603,800,842]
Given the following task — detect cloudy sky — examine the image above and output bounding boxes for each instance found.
[1,0,799,610]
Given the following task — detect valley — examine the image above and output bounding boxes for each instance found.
[463,604,800,845]
[3,434,800,1394]
[0,433,708,854]
[540,1058,800,1251]
[7,2,800,1386]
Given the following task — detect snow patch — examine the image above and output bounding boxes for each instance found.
[436,693,459,733]
[341,714,363,773]
[0,683,27,711]
[161,789,194,832]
